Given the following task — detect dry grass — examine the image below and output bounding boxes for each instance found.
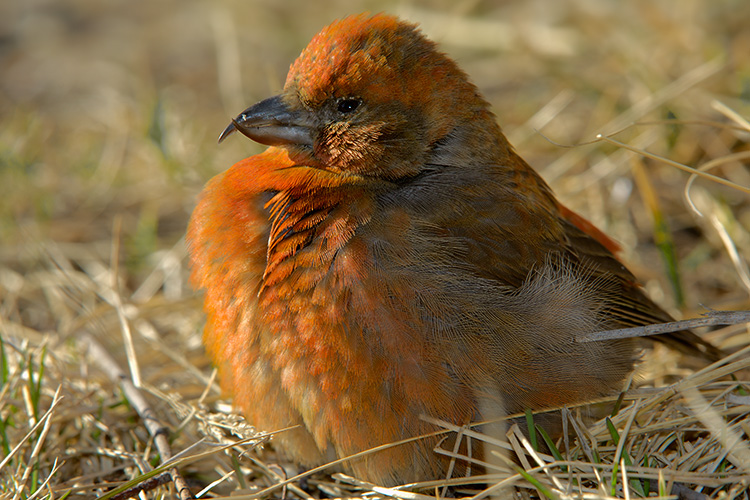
[1,0,749,498]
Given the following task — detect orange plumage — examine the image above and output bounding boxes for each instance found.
[188,13,721,485]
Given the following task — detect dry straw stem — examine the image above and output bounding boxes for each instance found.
[577,310,750,342]
[596,134,750,196]
[542,58,723,183]
[79,332,194,500]
[0,385,63,500]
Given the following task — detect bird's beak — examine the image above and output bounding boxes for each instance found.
[218,95,314,147]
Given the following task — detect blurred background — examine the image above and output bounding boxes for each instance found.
[1,0,748,496]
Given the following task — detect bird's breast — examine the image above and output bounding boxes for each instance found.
[254,199,479,443]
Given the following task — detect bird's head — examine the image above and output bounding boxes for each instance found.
[220,13,505,181]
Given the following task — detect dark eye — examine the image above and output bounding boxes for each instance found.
[337,98,361,114]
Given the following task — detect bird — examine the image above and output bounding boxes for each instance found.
[187,13,722,486]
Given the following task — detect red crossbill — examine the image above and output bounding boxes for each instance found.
[188,13,721,485]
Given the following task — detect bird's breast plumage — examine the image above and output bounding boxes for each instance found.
[188,151,487,483]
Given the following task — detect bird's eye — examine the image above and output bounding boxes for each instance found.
[337,98,361,114]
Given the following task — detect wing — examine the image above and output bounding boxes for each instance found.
[390,158,723,361]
